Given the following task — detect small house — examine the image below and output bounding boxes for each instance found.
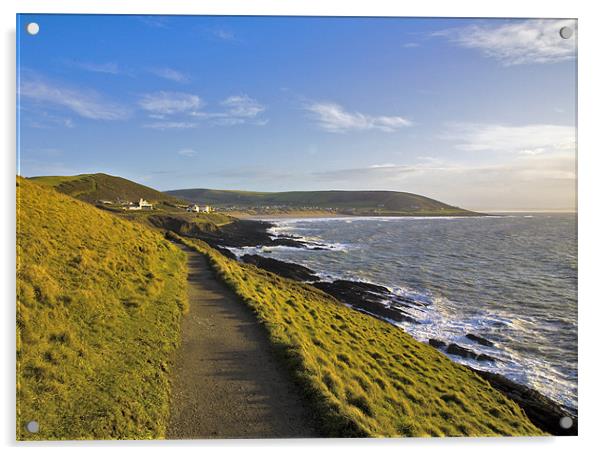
[129,198,154,210]
[187,204,201,213]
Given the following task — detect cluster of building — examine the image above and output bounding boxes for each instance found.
[186,203,213,213]
[127,198,154,211]
[99,198,154,210]
[99,198,214,214]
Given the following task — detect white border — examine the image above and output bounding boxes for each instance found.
[2,1,600,454]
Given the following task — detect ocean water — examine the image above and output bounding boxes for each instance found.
[237,214,578,412]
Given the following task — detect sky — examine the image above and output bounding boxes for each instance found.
[17,15,577,211]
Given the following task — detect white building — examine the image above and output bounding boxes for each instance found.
[128,198,153,210]
[187,204,201,213]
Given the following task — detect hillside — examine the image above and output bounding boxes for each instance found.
[173,234,543,437]
[16,177,188,440]
[29,173,181,205]
[166,188,477,216]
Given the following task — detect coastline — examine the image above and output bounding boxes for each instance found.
[224,211,489,219]
[160,216,577,435]
[225,210,345,219]
[170,232,545,437]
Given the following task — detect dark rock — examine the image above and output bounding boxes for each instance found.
[215,246,237,260]
[471,368,578,436]
[446,343,496,362]
[216,220,307,248]
[466,333,495,347]
[429,339,447,349]
[447,343,476,358]
[475,353,497,362]
[240,254,319,281]
[152,217,309,249]
[325,279,391,295]
[312,280,418,324]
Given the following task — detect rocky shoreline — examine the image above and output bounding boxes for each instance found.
[169,217,577,435]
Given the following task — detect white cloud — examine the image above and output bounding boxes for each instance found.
[73,61,122,75]
[306,102,412,133]
[369,163,397,169]
[177,148,198,157]
[444,123,575,155]
[310,154,576,211]
[149,67,189,83]
[138,92,266,128]
[221,95,265,118]
[435,19,576,65]
[19,78,129,120]
[190,94,267,126]
[143,121,198,130]
[212,28,236,41]
[138,92,203,115]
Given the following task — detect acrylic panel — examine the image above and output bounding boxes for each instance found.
[16,14,577,440]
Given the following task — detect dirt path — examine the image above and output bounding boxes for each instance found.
[167,244,318,439]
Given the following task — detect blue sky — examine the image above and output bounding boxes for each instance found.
[17,15,576,210]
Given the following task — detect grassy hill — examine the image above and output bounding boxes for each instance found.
[16,177,188,440]
[29,173,181,205]
[166,188,477,216]
[173,234,543,437]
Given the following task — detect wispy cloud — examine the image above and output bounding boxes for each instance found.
[221,95,265,118]
[177,148,198,157]
[138,91,203,115]
[138,16,170,29]
[211,28,236,42]
[21,107,75,129]
[19,77,130,120]
[306,102,412,133]
[443,123,575,155]
[138,91,266,128]
[192,94,268,126]
[143,121,198,130]
[435,19,576,65]
[149,67,190,83]
[70,61,123,75]
[310,154,576,210]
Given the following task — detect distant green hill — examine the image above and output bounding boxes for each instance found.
[29,173,180,205]
[166,188,478,216]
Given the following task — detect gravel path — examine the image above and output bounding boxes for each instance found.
[167,244,318,439]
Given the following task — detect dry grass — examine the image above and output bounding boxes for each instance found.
[16,178,188,440]
[176,234,544,437]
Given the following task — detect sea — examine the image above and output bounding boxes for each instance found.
[231,214,577,413]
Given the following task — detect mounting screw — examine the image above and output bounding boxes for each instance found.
[26,22,40,36]
[559,26,573,39]
[26,420,39,433]
[559,416,573,429]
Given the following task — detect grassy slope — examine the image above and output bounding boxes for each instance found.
[122,211,233,232]
[166,188,476,215]
[175,235,543,437]
[16,178,188,440]
[29,173,181,205]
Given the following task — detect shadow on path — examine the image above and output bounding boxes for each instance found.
[167,244,318,439]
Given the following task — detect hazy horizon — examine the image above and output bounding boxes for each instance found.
[18,15,576,212]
